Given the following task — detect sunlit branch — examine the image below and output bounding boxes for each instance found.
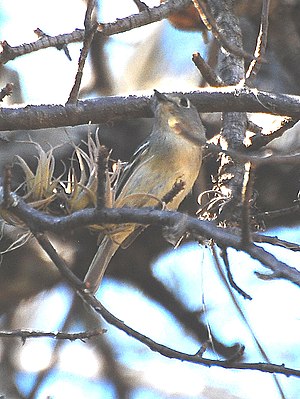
[241,162,255,245]
[246,0,271,83]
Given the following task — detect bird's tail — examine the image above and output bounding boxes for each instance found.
[84,236,119,293]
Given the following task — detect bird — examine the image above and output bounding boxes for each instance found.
[84,89,206,293]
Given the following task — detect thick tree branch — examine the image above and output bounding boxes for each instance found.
[208,0,247,223]
[0,88,300,131]
[2,190,300,287]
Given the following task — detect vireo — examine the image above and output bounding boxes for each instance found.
[84,90,206,292]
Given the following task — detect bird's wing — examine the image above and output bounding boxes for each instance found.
[115,140,150,198]
[120,225,146,248]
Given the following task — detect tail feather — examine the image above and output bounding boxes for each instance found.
[84,236,119,293]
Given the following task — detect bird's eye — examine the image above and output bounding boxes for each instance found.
[179,97,190,108]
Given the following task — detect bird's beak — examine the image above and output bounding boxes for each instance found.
[153,89,169,102]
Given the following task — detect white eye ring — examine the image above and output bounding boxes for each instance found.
[179,97,190,108]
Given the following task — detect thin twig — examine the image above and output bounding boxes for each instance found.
[67,0,97,103]
[0,328,106,342]
[161,179,185,205]
[206,142,300,166]
[247,120,263,135]
[241,162,255,246]
[192,52,224,86]
[0,1,191,65]
[250,118,296,151]
[221,249,252,300]
[0,32,83,64]
[97,0,191,35]
[26,295,79,399]
[246,0,271,84]
[84,0,96,31]
[31,231,300,378]
[254,202,300,221]
[253,233,300,251]
[191,0,259,61]
[34,28,71,60]
[211,244,287,399]
[33,232,84,289]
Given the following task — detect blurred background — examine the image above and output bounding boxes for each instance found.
[0,1,299,398]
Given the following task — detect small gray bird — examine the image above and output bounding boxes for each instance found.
[84,90,206,292]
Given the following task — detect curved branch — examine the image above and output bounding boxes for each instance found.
[4,191,300,287]
[34,231,300,378]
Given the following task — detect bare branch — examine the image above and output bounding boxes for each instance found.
[247,120,263,135]
[67,0,97,104]
[250,118,297,151]
[204,0,247,224]
[97,0,191,35]
[0,328,106,342]
[206,142,300,166]
[192,51,224,86]
[0,1,191,65]
[253,234,300,251]
[211,244,287,398]
[255,202,300,221]
[191,0,257,61]
[220,249,252,300]
[0,31,84,64]
[3,191,300,287]
[0,88,300,131]
[32,230,300,378]
[241,162,255,245]
[246,0,271,84]
[34,28,72,61]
